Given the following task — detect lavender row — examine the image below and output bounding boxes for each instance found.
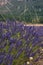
[0,21,43,65]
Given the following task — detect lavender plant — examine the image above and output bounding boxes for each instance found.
[0,21,43,65]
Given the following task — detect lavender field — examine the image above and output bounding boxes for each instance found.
[0,21,43,65]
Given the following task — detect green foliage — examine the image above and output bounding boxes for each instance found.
[40,16,43,23]
[0,12,43,23]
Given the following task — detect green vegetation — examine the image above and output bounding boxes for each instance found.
[0,12,43,23]
[0,0,43,23]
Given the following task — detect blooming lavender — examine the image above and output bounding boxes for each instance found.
[0,21,43,65]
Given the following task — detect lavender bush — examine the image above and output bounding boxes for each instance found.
[0,21,43,65]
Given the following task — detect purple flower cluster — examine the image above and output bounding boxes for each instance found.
[0,21,43,65]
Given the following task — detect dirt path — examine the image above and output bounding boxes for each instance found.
[16,21,43,26]
[24,24,43,26]
[38,59,43,65]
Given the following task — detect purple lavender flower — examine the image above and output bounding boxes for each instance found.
[0,21,43,65]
